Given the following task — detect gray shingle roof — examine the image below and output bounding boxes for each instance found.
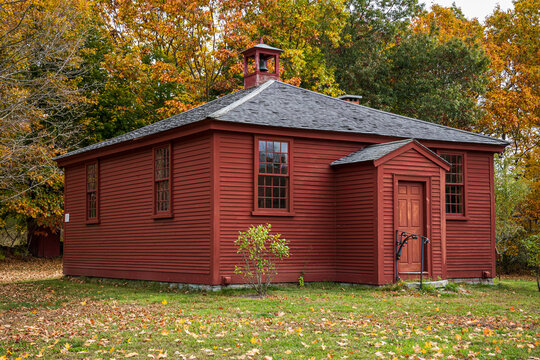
[331,139,414,166]
[331,138,450,167]
[56,80,507,161]
[55,85,260,160]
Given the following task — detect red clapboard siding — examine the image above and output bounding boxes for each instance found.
[335,163,378,284]
[216,131,362,283]
[62,125,498,286]
[445,151,495,278]
[63,134,213,283]
[379,148,445,284]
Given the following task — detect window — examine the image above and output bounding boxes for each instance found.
[86,162,99,222]
[154,145,171,216]
[255,139,291,212]
[440,153,464,215]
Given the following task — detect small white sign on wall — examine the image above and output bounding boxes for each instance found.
[65,213,70,223]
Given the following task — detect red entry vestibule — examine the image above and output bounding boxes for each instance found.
[397,181,425,276]
[334,140,451,284]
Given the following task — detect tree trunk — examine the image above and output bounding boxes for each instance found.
[536,266,540,291]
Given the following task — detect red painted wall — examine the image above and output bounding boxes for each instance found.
[63,134,213,283]
[215,131,361,283]
[444,151,495,279]
[335,163,378,284]
[62,125,497,285]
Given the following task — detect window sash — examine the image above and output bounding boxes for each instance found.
[256,140,290,210]
[86,163,98,221]
[155,147,169,180]
[154,145,171,214]
[441,153,464,215]
[156,180,169,212]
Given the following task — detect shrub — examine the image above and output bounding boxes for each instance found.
[234,224,290,295]
[444,281,459,292]
[522,234,540,291]
[298,274,305,288]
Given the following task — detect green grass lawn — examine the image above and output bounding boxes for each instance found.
[0,277,538,359]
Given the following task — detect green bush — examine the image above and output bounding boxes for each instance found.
[444,281,459,292]
[522,234,540,291]
[234,224,290,295]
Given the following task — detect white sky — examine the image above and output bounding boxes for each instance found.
[428,0,515,22]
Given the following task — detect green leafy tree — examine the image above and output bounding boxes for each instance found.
[522,234,540,291]
[382,32,489,128]
[495,155,530,262]
[76,26,181,145]
[329,0,423,106]
[332,2,489,128]
[234,224,290,295]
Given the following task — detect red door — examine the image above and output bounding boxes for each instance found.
[397,181,424,274]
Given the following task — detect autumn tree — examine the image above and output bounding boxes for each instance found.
[0,0,91,236]
[521,147,540,230]
[95,0,256,114]
[481,0,540,157]
[251,0,349,96]
[78,0,350,144]
[411,4,484,45]
[482,1,540,237]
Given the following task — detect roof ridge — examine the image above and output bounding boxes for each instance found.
[365,139,413,148]
[274,81,508,145]
[209,80,275,119]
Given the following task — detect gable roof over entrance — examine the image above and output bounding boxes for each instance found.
[56,80,508,161]
[331,139,450,170]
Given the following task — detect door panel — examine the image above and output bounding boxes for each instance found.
[397,182,424,274]
[398,199,408,227]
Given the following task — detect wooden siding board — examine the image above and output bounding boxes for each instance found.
[63,135,213,283]
[445,152,495,278]
[336,164,378,284]
[217,132,363,283]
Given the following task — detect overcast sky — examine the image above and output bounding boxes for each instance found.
[428,0,514,22]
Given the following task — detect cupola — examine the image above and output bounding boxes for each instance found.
[241,40,283,89]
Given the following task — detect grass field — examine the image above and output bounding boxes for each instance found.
[0,270,538,359]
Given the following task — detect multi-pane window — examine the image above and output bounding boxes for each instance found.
[154,146,170,213]
[257,140,289,209]
[441,153,464,214]
[86,163,98,221]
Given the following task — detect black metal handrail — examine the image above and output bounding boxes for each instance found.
[395,230,429,289]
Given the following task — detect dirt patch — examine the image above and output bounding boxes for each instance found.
[0,257,62,283]
[499,274,536,281]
